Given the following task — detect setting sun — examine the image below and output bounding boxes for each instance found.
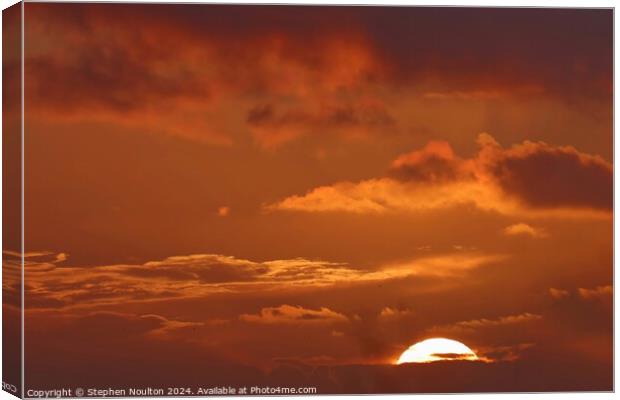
[397,338,478,364]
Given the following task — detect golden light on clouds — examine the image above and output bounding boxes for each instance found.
[503,223,549,238]
[268,134,612,219]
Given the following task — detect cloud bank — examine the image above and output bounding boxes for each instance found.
[269,134,612,217]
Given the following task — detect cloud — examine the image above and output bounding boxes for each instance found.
[578,285,612,301]
[374,253,505,279]
[478,133,612,211]
[26,302,613,392]
[2,254,22,308]
[536,285,612,369]
[549,286,612,302]
[268,178,505,214]
[503,223,548,238]
[58,311,203,338]
[430,312,542,335]
[23,5,611,148]
[3,250,61,259]
[24,4,395,148]
[24,308,262,389]
[422,90,509,100]
[246,102,395,148]
[23,253,351,309]
[240,305,348,324]
[378,307,413,320]
[474,343,537,363]
[548,288,570,299]
[388,140,471,183]
[451,313,542,330]
[269,134,611,217]
[424,313,543,362]
[23,250,501,310]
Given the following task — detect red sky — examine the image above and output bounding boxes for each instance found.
[2,3,613,393]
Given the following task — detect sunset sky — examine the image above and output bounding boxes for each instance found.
[3,3,613,393]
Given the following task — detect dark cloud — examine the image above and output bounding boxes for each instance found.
[364,7,612,100]
[28,4,613,101]
[430,353,475,360]
[264,354,611,393]
[546,284,612,334]
[484,138,613,210]
[27,51,208,113]
[25,310,265,389]
[247,104,394,129]
[23,4,611,147]
[244,101,396,147]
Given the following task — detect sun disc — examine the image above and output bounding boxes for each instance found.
[396,337,478,364]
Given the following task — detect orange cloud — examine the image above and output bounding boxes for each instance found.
[503,223,548,238]
[578,285,612,301]
[450,313,542,330]
[268,178,507,214]
[269,134,611,217]
[2,252,22,309]
[23,5,611,149]
[389,140,471,183]
[428,312,542,337]
[373,253,506,279]
[23,250,501,310]
[23,253,355,309]
[548,286,612,302]
[548,288,570,299]
[378,307,413,320]
[25,4,395,148]
[239,305,348,324]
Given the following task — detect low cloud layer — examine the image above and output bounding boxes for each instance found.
[18,250,502,310]
[430,312,543,335]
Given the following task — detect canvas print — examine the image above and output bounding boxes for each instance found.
[2,3,613,396]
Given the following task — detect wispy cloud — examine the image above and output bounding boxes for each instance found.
[240,305,348,324]
[23,251,502,310]
[429,312,542,333]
